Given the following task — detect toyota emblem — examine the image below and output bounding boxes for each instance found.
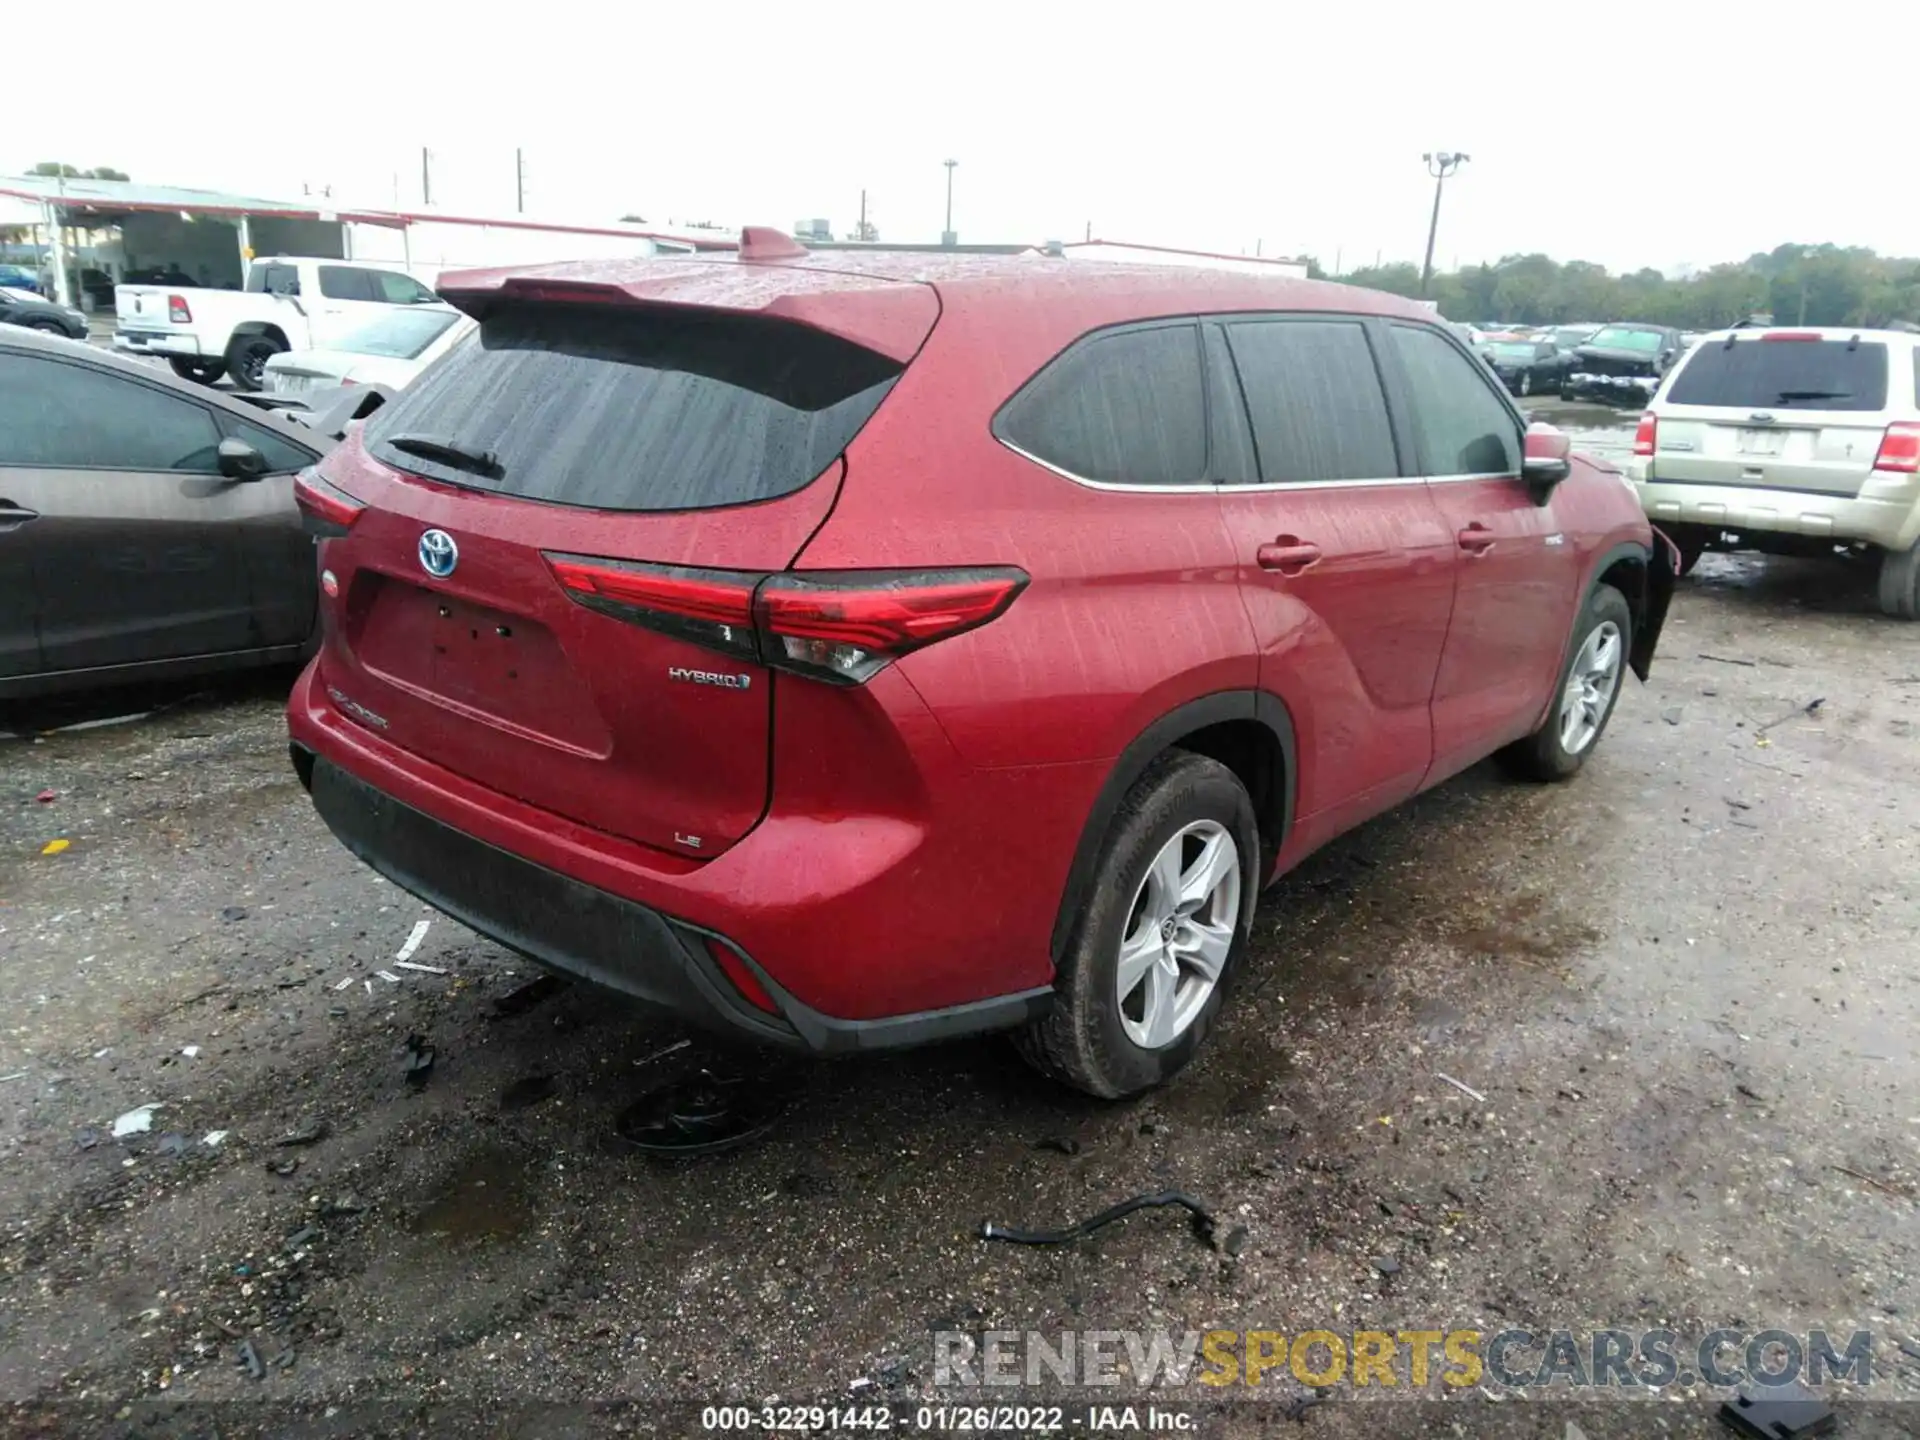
[418,529,458,578]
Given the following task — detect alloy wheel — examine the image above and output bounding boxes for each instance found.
[1559,619,1623,755]
[1114,820,1240,1049]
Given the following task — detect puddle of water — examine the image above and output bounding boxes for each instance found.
[410,1146,533,1243]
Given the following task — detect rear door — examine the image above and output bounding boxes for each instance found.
[312,279,934,858]
[1654,335,1894,496]
[1384,322,1578,779]
[311,266,420,347]
[1213,315,1456,848]
[0,348,262,672]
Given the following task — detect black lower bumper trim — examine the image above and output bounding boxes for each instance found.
[299,750,1052,1056]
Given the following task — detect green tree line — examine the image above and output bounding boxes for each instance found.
[1311,245,1920,330]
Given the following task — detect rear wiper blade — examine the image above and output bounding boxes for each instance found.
[1774,390,1849,402]
[384,432,502,477]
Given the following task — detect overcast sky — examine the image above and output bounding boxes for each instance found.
[11,1,1914,276]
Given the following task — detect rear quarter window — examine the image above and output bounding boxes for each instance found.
[1666,339,1889,412]
[363,302,902,512]
[995,323,1207,487]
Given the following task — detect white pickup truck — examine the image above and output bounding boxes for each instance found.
[114,256,440,392]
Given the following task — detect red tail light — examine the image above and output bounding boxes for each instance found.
[704,937,778,1014]
[543,555,1027,684]
[1873,422,1920,475]
[757,569,1027,683]
[1760,331,1820,342]
[167,294,191,324]
[293,469,365,537]
[1633,412,1657,457]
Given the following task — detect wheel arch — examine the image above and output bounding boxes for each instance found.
[1584,535,1673,681]
[230,321,290,349]
[1049,690,1296,964]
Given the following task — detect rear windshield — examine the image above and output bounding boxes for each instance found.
[1588,327,1664,352]
[363,302,903,511]
[1665,338,1889,412]
[334,308,462,359]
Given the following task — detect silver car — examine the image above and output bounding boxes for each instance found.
[1627,326,1920,615]
[262,304,473,398]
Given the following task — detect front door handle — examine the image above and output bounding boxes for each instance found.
[1457,523,1496,555]
[0,501,39,534]
[1256,536,1323,575]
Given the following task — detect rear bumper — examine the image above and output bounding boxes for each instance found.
[1564,371,1659,403]
[287,661,1059,1055]
[1630,467,1920,551]
[113,329,201,357]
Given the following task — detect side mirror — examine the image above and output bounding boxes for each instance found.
[1522,424,1572,503]
[217,436,270,481]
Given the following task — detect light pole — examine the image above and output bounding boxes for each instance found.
[1419,151,1468,297]
[942,159,958,247]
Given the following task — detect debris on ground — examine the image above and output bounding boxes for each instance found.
[156,1133,189,1158]
[376,970,401,984]
[331,977,355,991]
[403,1034,435,1087]
[490,973,567,1019]
[499,1074,557,1112]
[395,961,447,976]
[0,1071,25,1083]
[39,839,69,856]
[111,1104,161,1138]
[635,1038,693,1068]
[74,1127,102,1151]
[1371,1255,1402,1276]
[265,1158,300,1176]
[272,1120,328,1148]
[1034,1136,1082,1156]
[34,788,54,803]
[1718,1380,1836,1439]
[284,1224,321,1249]
[1435,1072,1486,1102]
[1662,707,1684,725]
[235,1340,265,1382]
[219,906,248,922]
[203,1130,229,1148]
[1758,697,1828,736]
[614,1068,786,1156]
[1219,1225,1251,1257]
[1699,653,1758,667]
[980,1190,1218,1248]
[395,919,431,964]
[180,1045,200,1059]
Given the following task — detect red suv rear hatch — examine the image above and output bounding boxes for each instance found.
[307,260,938,859]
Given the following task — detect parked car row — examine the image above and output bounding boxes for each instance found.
[0,286,88,340]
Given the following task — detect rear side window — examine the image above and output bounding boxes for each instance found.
[364,302,903,511]
[1389,325,1520,475]
[1666,338,1889,411]
[996,324,1207,486]
[318,266,380,302]
[1224,319,1398,483]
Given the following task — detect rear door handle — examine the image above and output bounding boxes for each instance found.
[1457,524,1496,555]
[1256,537,1323,575]
[0,502,39,533]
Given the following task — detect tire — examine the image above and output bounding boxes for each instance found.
[225,334,284,392]
[169,357,227,385]
[26,319,63,334]
[1014,751,1259,1098]
[1499,583,1633,782]
[1518,370,1533,397]
[1877,541,1920,620]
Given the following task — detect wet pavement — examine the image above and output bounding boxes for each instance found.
[4,463,1920,1435]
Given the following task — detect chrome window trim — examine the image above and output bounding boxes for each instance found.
[998,436,1512,494]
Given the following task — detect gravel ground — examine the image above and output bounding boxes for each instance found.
[2,549,1919,1439]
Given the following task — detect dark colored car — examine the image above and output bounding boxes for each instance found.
[0,327,327,699]
[287,235,1674,1097]
[0,286,88,340]
[1561,323,1686,405]
[1483,338,1572,398]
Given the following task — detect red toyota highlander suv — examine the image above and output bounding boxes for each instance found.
[287,231,1674,1097]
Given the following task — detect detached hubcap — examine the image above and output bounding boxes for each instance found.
[1115,820,1240,1050]
[1559,619,1623,755]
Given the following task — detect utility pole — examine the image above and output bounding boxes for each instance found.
[942,159,958,247]
[516,148,525,214]
[858,189,867,241]
[1334,246,1342,276]
[1084,220,1092,242]
[1419,151,1468,297]
[421,147,432,207]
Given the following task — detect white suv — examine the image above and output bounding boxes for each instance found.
[1626,326,1920,617]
